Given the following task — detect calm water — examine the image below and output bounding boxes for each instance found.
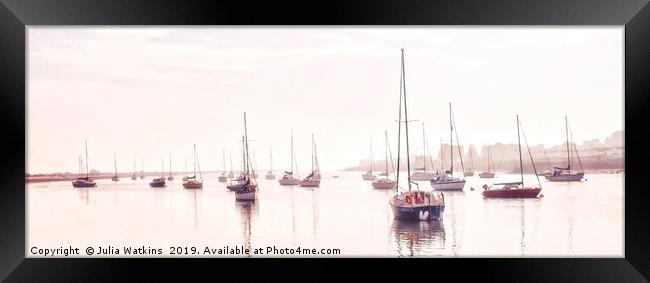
[27,172,623,257]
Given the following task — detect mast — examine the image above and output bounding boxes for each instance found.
[114,152,117,176]
[141,158,144,177]
[243,112,250,176]
[84,140,89,177]
[422,123,426,170]
[517,115,524,186]
[229,152,233,174]
[469,146,473,171]
[161,156,164,178]
[169,153,172,177]
[395,49,404,193]
[565,116,570,170]
[402,48,412,191]
[133,156,136,175]
[384,130,389,173]
[311,134,315,173]
[193,144,197,178]
[290,129,294,173]
[222,149,226,172]
[314,136,320,175]
[269,145,273,172]
[370,137,374,173]
[449,103,453,177]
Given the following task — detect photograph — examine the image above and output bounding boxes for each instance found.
[25,26,623,257]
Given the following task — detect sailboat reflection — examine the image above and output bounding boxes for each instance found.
[391,219,445,257]
[236,201,258,257]
[77,188,89,205]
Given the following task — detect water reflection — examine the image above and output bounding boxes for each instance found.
[236,201,258,257]
[519,199,526,256]
[391,219,445,257]
[77,188,89,205]
[311,188,319,240]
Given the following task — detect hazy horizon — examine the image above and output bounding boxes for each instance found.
[27,27,623,174]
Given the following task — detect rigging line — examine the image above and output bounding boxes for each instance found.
[568,122,584,173]
[519,120,541,184]
[451,108,466,176]
[395,49,404,195]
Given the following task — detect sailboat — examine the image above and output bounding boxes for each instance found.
[479,146,496,178]
[372,130,396,189]
[362,138,377,181]
[265,145,276,179]
[536,149,553,177]
[140,159,145,179]
[279,129,301,186]
[131,156,137,180]
[483,115,542,198]
[228,153,235,178]
[111,153,120,182]
[149,157,166,188]
[182,155,189,181]
[465,146,475,177]
[72,140,97,188]
[299,134,321,187]
[167,153,174,181]
[389,48,445,221]
[219,149,228,182]
[182,144,203,189]
[228,136,258,191]
[234,112,258,201]
[431,103,466,191]
[545,116,585,182]
[410,123,436,181]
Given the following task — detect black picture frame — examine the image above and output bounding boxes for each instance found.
[1,0,648,281]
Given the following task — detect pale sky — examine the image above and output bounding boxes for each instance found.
[26,26,623,174]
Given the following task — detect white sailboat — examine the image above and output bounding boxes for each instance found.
[410,123,436,181]
[431,103,466,191]
[479,146,496,178]
[362,138,377,181]
[182,144,203,189]
[218,149,228,182]
[234,112,258,201]
[111,152,119,182]
[265,145,276,180]
[299,134,321,187]
[372,130,396,189]
[545,116,585,182]
[279,129,301,186]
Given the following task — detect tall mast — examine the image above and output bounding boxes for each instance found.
[241,136,246,173]
[161,156,164,178]
[169,153,172,177]
[133,156,136,174]
[311,134,315,173]
[314,136,320,175]
[290,129,294,172]
[229,152,233,173]
[193,144,197,177]
[84,140,89,177]
[222,149,226,172]
[449,103,453,177]
[395,49,404,192]
[269,145,273,172]
[384,130,389,173]
[517,115,524,186]
[402,48,412,190]
[370,137,374,173]
[469,146,473,171]
[243,112,250,175]
[422,123,426,170]
[565,116,570,170]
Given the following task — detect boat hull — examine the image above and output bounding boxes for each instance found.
[482,187,541,198]
[72,181,96,188]
[278,178,301,186]
[111,176,119,181]
[390,204,444,220]
[479,172,495,178]
[545,173,584,182]
[183,182,203,189]
[167,176,174,181]
[235,191,257,201]
[149,181,166,188]
[372,180,395,189]
[299,180,320,187]
[218,176,228,182]
[431,180,466,191]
